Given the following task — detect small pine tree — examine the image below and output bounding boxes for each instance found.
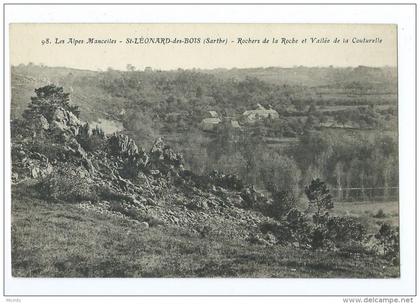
[23,85,80,122]
[305,178,333,226]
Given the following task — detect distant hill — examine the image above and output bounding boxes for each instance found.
[200,66,397,88]
[11,64,398,122]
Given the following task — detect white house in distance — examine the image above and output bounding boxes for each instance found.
[200,110,222,131]
[242,103,279,123]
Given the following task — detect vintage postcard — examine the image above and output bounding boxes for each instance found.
[9,23,399,281]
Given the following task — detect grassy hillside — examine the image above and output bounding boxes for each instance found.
[12,182,398,278]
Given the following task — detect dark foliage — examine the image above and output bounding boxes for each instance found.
[23,85,80,122]
[305,179,333,225]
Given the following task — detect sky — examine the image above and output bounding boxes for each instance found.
[10,24,397,71]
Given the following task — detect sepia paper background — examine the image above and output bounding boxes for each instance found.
[10,23,397,70]
[4,4,415,296]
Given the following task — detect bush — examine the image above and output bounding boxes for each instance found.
[96,184,131,202]
[269,190,296,219]
[108,202,144,220]
[373,209,386,218]
[208,170,244,191]
[259,221,291,244]
[77,123,106,153]
[143,215,165,227]
[325,216,366,246]
[375,223,399,262]
[240,186,266,210]
[23,138,70,163]
[37,168,98,202]
[286,208,311,247]
[310,226,328,250]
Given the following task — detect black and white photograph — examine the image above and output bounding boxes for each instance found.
[8,23,401,279]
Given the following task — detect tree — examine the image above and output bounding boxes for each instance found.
[126,64,136,72]
[305,178,333,226]
[23,85,80,122]
[269,190,297,219]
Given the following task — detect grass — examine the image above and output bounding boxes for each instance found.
[11,183,399,278]
[332,201,399,234]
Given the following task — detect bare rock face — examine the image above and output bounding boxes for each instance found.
[50,107,82,136]
[108,134,139,158]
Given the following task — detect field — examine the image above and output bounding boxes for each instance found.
[332,201,399,234]
[11,182,399,278]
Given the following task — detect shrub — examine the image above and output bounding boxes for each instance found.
[286,208,311,247]
[259,221,291,244]
[375,223,399,261]
[108,202,143,220]
[120,154,148,179]
[37,168,98,202]
[96,184,130,201]
[269,190,297,219]
[310,226,328,250]
[208,170,244,191]
[143,215,165,227]
[77,123,106,153]
[240,186,266,210]
[22,138,70,163]
[373,209,386,218]
[325,216,366,246]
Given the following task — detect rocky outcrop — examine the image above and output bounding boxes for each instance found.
[50,107,83,136]
[108,134,140,158]
[149,137,184,174]
[11,144,53,181]
[12,104,275,243]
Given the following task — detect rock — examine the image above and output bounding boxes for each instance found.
[246,233,270,246]
[264,233,278,245]
[82,158,95,173]
[30,166,40,178]
[208,170,244,191]
[150,170,160,176]
[32,115,50,131]
[108,134,139,158]
[11,172,19,182]
[187,198,209,210]
[138,222,149,229]
[51,107,82,135]
[149,137,184,173]
[146,198,157,205]
[132,197,147,206]
[24,159,53,179]
[150,137,165,161]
